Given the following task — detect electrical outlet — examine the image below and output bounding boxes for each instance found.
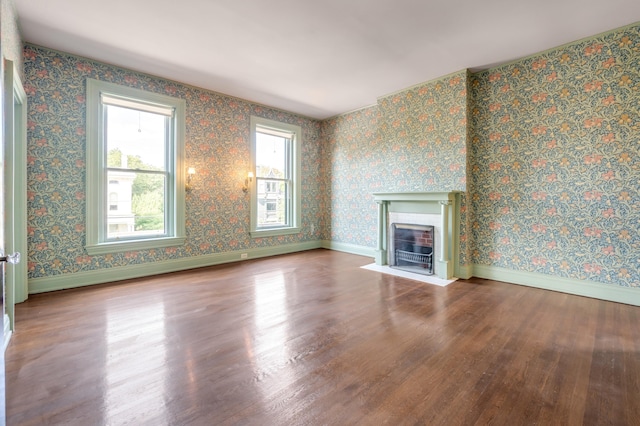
[240,253,248,259]
[310,224,315,234]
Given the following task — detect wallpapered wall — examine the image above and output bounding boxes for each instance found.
[322,24,639,288]
[321,71,470,264]
[320,105,380,247]
[24,45,322,279]
[470,24,640,287]
[376,71,468,192]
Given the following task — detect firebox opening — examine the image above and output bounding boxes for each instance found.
[390,223,434,276]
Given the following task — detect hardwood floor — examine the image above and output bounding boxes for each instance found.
[5,249,640,425]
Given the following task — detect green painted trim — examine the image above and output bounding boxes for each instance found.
[471,21,640,75]
[436,260,450,280]
[29,241,322,294]
[373,191,462,203]
[456,263,473,280]
[375,250,387,265]
[472,264,640,307]
[86,236,186,256]
[389,202,440,214]
[12,63,28,304]
[320,240,376,258]
[4,59,28,323]
[250,227,301,239]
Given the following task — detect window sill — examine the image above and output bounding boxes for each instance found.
[250,227,300,239]
[85,236,186,255]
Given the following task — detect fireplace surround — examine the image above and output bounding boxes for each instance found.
[373,192,462,280]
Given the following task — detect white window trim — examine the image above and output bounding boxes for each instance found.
[85,79,186,255]
[250,116,301,238]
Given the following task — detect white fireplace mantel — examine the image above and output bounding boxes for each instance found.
[373,191,462,280]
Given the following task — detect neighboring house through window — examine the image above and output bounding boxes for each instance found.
[85,79,186,255]
[109,192,118,211]
[265,181,277,193]
[249,116,301,237]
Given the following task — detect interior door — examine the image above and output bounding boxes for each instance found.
[3,60,28,322]
[0,58,27,426]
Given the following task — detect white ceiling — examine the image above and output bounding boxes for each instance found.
[14,0,640,120]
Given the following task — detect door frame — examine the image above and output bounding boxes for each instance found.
[3,58,28,331]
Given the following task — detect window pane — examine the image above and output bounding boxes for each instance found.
[107,170,165,239]
[255,131,288,179]
[106,105,166,170]
[257,179,288,227]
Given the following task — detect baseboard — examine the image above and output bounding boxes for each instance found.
[320,240,376,258]
[472,264,640,307]
[30,243,636,307]
[28,241,322,294]
[456,263,473,279]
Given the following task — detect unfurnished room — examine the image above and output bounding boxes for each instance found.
[0,0,639,424]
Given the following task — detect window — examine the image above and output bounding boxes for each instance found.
[85,79,186,255]
[250,116,301,237]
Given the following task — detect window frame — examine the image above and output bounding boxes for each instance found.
[85,79,186,255]
[249,116,301,237]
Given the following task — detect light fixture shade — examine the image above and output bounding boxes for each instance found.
[187,167,196,175]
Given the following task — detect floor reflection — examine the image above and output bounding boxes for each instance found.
[104,298,168,423]
[245,270,297,399]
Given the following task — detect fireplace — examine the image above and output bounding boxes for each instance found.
[372,191,462,280]
[391,223,434,275]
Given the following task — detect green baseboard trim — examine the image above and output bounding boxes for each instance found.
[374,249,386,265]
[472,264,640,307]
[437,260,454,280]
[33,244,636,307]
[321,240,376,258]
[28,241,323,294]
[456,264,473,280]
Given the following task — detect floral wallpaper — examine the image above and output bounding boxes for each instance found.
[376,71,468,192]
[320,106,381,247]
[321,71,470,264]
[25,45,322,279]
[470,24,640,287]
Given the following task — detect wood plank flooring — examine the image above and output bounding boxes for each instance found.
[5,249,640,425]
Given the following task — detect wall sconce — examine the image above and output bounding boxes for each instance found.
[186,167,196,193]
[242,172,254,193]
